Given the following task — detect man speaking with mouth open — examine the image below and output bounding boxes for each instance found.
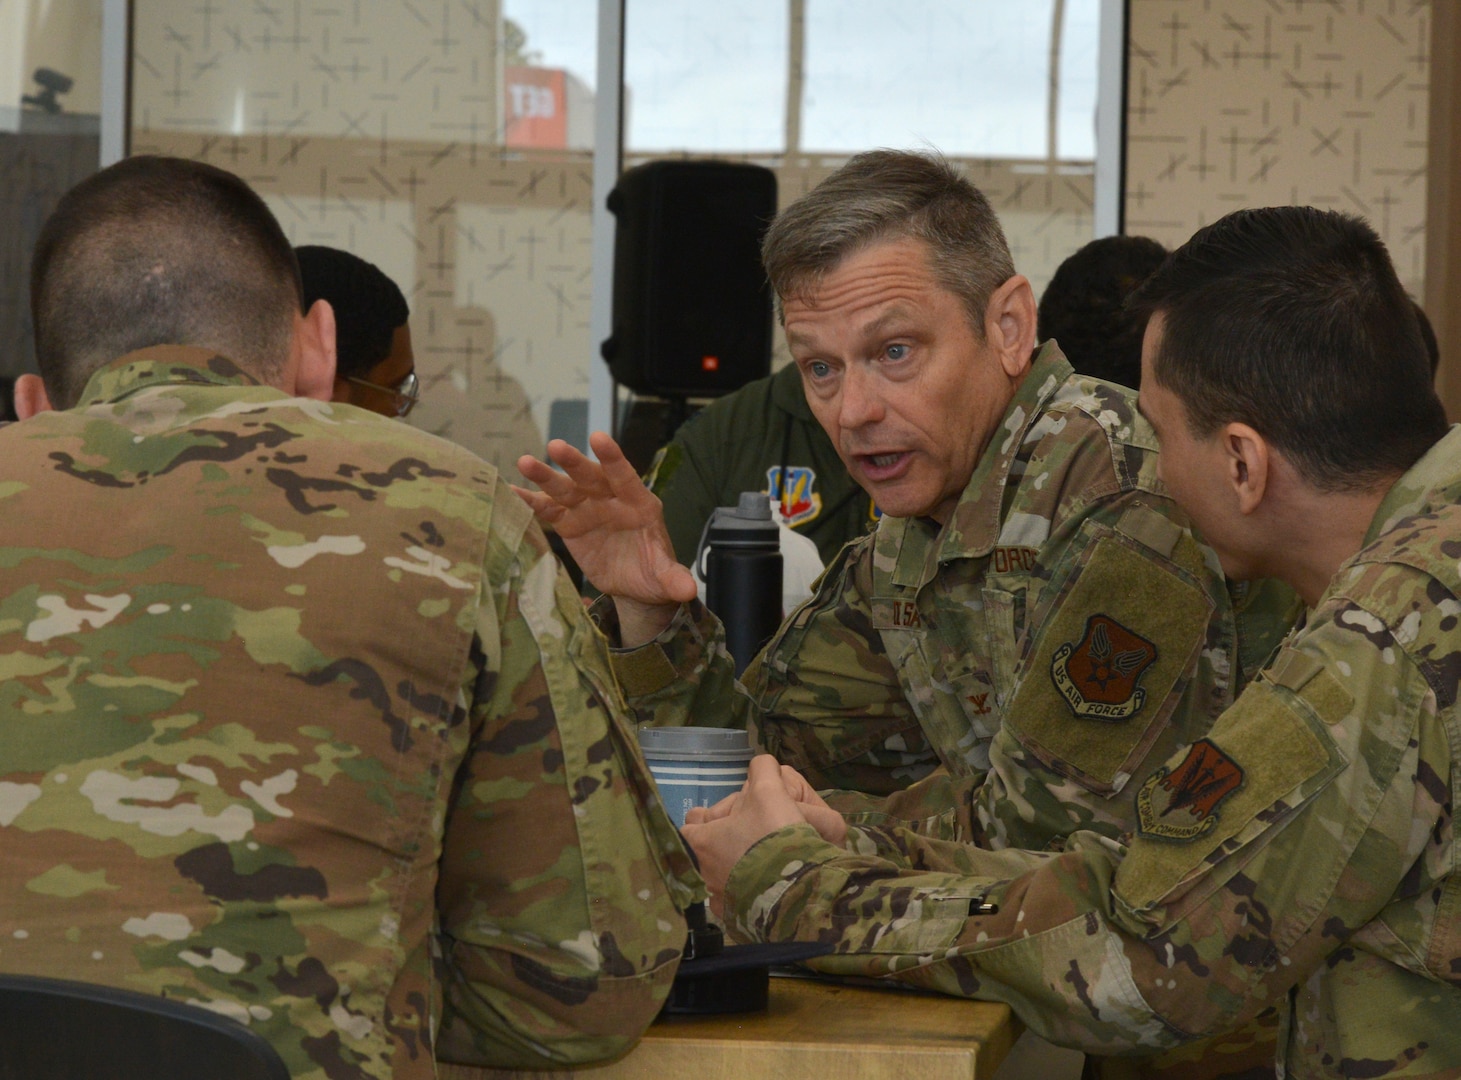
[522,150,1296,870]
[519,149,1299,1076]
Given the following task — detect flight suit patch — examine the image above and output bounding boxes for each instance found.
[1050,614,1158,721]
[766,465,822,527]
[1135,738,1245,842]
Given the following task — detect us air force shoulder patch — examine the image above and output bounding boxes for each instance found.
[1000,534,1213,796]
[1135,738,1244,842]
[1050,613,1158,721]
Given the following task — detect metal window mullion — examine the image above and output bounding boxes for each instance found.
[587,0,626,453]
[100,0,130,166]
[1093,0,1127,238]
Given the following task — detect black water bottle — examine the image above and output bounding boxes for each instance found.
[700,492,783,676]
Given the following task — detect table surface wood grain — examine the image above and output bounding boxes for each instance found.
[439,976,1019,1080]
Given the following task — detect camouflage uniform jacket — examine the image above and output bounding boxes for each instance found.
[721,425,1461,1077]
[616,344,1297,850]
[0,348,701,1080]
[646,362,877,568]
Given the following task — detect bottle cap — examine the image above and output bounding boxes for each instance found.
[707,492,779,548]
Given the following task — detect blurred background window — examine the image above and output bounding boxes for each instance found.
[11,2,1106,470]
[0,0,109,384]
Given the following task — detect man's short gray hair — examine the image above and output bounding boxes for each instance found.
[761,149,1015,337]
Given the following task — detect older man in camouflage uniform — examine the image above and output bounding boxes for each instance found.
[520,150,1295,1077]
[525,150,1294,851]
[683,206,1461,1076]
[0,156,700,1080]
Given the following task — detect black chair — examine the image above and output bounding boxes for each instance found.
[0,973,290,1080]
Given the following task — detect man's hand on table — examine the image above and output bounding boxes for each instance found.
[516,431,695,646]
[683,756,848,914]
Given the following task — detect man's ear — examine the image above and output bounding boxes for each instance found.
[13,374,55,420]
[986,274,1039,379]
[1222,422,1269,515]
[290,299,337,402]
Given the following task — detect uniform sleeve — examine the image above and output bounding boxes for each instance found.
[721,588,1443,1057]
[978,481,1236,848]
[433,491,703,1068]
[798,409,1264,836]
[594,595,753,731]
[821,770,981,842]
[823,488,1238,847]
[817,546,1302,850]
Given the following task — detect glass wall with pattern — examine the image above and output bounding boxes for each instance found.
[128,2,1102,468]
[1,0,105,389]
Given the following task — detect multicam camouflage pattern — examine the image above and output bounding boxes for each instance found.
[0,347,701,1080]
[618,344,1299,1078]
[719,425,1461,1077]
[618,344,1299,852]
[645,362,876,567]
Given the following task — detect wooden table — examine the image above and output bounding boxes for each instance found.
[439,976,1019,1080]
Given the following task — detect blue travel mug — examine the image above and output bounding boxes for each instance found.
[637,727,754,829]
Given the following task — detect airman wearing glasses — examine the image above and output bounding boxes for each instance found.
[296,244,420,418]
[343,339,419,418]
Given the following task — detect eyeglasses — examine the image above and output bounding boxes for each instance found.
[345,370,420,417]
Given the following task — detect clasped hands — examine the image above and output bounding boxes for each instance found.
[681,755,848,914]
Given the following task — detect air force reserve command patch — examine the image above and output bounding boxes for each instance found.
[1135,738,1245,841]
[1050,613,1158,721]
[998,533,1215,797]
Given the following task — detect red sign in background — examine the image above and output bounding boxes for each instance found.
[504,66,566,148]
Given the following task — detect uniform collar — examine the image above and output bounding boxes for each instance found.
[1364,423,1461,545]
[888,341,1072,586]
[76,346,267,407]
[938,340,1072,558]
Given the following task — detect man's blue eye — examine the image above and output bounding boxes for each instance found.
[808,361,831,378]
[886,344,909,360]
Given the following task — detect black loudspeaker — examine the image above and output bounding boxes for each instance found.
[602,160,777,397]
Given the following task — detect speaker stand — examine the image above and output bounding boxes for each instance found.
[617,393,703,475]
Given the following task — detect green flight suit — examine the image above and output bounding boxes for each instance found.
[646,362,877,568]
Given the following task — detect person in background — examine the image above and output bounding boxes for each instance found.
[0,155,699,1079]
[683,204,1461,1078]
[1412,299,1440,379]
[645,362,877,570]
[295,244,590,596]
[295,244,418,418]
[1036,234,1169,389]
